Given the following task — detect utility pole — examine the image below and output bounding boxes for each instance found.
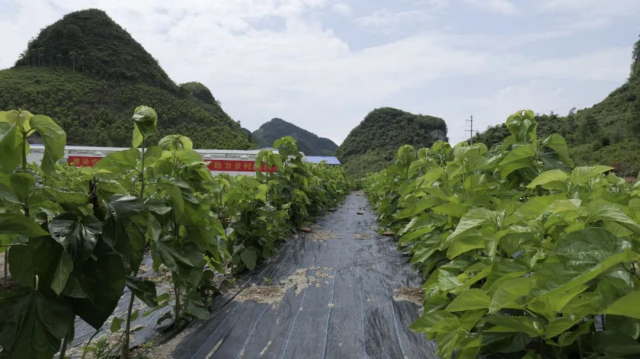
[465,116,474,144]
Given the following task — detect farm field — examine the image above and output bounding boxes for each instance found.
[3,4,640,359]
[0,107,353,359]
[2,107,640,359]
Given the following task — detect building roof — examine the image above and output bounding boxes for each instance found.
[29,144,277,159]
[303,156,341,165]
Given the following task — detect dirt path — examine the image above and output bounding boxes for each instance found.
[170,193,437,359]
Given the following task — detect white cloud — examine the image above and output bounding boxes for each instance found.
[472,81,566,117]
[445,78,622,143]
[463,0,518,15]
[457,81,569,138]
[441,47,630,143]
[332,3,352,16]
[430,0,451,8]
[537,0,640,30]
[538,0,640,18]
[354,9,432,31]
[413,0,450,9]
[0,2,64,69]
[499,47,631,82]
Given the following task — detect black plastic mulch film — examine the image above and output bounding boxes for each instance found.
[172,193,437,359]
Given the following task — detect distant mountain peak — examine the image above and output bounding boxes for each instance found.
[632,36,640,80]
[181,82,217,105]
[336,107,448,177]
[253,118,338,155]
[14,8,176,90]
[1,9,255,150]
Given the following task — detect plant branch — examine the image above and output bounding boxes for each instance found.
[3,251,8,288]
[121,293,136,359]
[578,336,584,359]
[174,285,181,324]
[58,328,72,359]
[140,136,146,198]
[123,136,146,359]
[172,211,181,324]
[623,262,640,279]
[22,134,28,172]
[81,329,103,359]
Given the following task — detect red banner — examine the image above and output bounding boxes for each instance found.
[68,156,102,167]
[205,160,276,172]
[68,156,276,173]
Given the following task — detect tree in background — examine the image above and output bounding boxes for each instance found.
[37,47,44,67]
[580,114,599,142]
[70,51,78,71]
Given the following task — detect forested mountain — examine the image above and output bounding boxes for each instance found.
[0,9,255,149]
[252,118,338,155]
[336,107,448,177]
[15,9,176,90]
[474,36,640,177]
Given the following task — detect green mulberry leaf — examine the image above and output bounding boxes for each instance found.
[0,288,74,359]
[605,291,640,320]
[29,115,66,177]
[49,213,102,262]
[126,276,158,308]
[446,289,490,312]
[526,169,568,189]
[132,106,158,148]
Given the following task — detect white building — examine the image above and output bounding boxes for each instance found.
[27,145,279,177]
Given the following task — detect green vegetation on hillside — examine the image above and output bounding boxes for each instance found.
[336,107,447,177]
[1,9,255,150]
[0,67,255,149]
[181,81,217,104]
[16,9,176,90]
[474,36,640,177]
[252,118,338,155]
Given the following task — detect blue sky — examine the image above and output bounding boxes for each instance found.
[1,0,639,144]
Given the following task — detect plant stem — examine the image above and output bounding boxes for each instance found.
[578,336,584,359]
[21,134,30,218]
[140,137,146,198]
[121,293,136,359]
[174,285,181,324]
[111,331,126,358]
[59,328,72,359]
[122,136,147,359]
[623,262,640,279]
[81,329,102,359]
[22,134,27,172]
[3,251,7,288]
[172,213,181,324]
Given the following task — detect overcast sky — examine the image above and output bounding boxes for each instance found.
[1,0,639,145]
